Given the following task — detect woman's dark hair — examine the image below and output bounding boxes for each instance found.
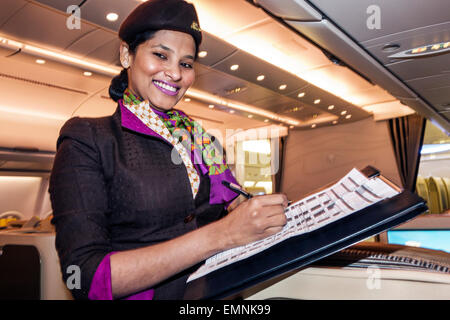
[109,30,157,102]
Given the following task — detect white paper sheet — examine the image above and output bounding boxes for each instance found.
[187,168,400,282]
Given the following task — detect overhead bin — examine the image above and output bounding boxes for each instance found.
[307,0,450,43]
[286,20,419,100]
[362,22,450,66]
[0,147,54,173]
[253,0,322,21]
[386,53,450,84]
[395,97,449,130]
[406,74,450,113]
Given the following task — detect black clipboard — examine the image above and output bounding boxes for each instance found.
[184,167,428,300]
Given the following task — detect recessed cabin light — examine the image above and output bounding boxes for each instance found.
[226,86,245,95]
[297,92,305,98]
[345,114,352,119]
[256,75,265,81]
[229,110,235,114]
[198,51,207,58]
[328,105,335,110]
[332,120,338,124]
[230,64,239,71]
[208,104,214,109]
[314,99,321,104]
[289,125,294,129]
[184,98,191,102]
[341,110,347,115]
[248,114,253,118]
[311,124,317,128]
[279,84,287,90]
[264,119,269,122]
[83,71,92,77]
[35,59,46,64]
[106,13,119,22]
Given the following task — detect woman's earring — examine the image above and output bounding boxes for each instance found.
[121,59,130,69]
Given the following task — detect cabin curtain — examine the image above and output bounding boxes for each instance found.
[388,113,426,192]
[272,136,286,193]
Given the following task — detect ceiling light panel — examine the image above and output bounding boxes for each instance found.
[186,88,301,126]
[0,45,115,97]
[74,0,135,31]
[212,49,309,95]
[200,33,369,122]
[285,84,369,119]
[211,6,331,72]
[192,0,408,118]
[106,13,119,22]
[0,35,121,76]
[196,32,237,66]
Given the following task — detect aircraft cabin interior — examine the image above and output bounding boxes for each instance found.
[0,0,449,300]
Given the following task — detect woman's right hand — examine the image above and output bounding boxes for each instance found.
[220,194,289,248]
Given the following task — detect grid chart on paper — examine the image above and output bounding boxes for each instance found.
[187,168,400,282]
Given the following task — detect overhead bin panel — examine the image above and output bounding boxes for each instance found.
[286,19,449,132]
[33,0,78,12]
[0,148,54,173]
[65,29,117,61]
[398,97,449,128]
[407,74,450,112]
[387,53,450,82]
[286,20,418,100]
[84,38,121,66]
[0,0,27,27]
[362,22,450,67]
[362,22,450,114]
[308,0,450,43]
[1,3,96,51]
[254,0,322,21]
[196,34,238,67]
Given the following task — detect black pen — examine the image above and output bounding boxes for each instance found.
[222,180,253,199]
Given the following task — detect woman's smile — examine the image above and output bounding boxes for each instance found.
[152,80,180,96]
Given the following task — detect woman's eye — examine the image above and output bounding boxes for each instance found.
[153,52,166,60]
[181,62,193,69]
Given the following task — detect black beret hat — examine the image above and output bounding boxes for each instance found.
[119,0,202,50]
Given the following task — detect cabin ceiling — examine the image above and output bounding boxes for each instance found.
[252,0,450,133]
[0,0,448,154]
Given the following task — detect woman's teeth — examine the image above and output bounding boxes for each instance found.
[153,80,178,93]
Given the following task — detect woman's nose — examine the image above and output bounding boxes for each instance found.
[165,62,181,81]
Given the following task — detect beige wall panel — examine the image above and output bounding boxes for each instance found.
[281,118,402,201]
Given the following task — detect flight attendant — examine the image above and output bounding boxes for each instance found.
[49,0,288,300]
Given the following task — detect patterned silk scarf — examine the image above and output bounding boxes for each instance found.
[122,88,231,199]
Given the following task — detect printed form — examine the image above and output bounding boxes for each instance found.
[187,168,400,282]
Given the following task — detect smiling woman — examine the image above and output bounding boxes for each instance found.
[48,0,289,300]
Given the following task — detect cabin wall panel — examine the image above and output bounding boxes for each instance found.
[280,118,402,201]
[0,176,42,219]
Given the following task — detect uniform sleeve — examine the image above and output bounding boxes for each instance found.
[49,117,113,300]
[88,252,155,300]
